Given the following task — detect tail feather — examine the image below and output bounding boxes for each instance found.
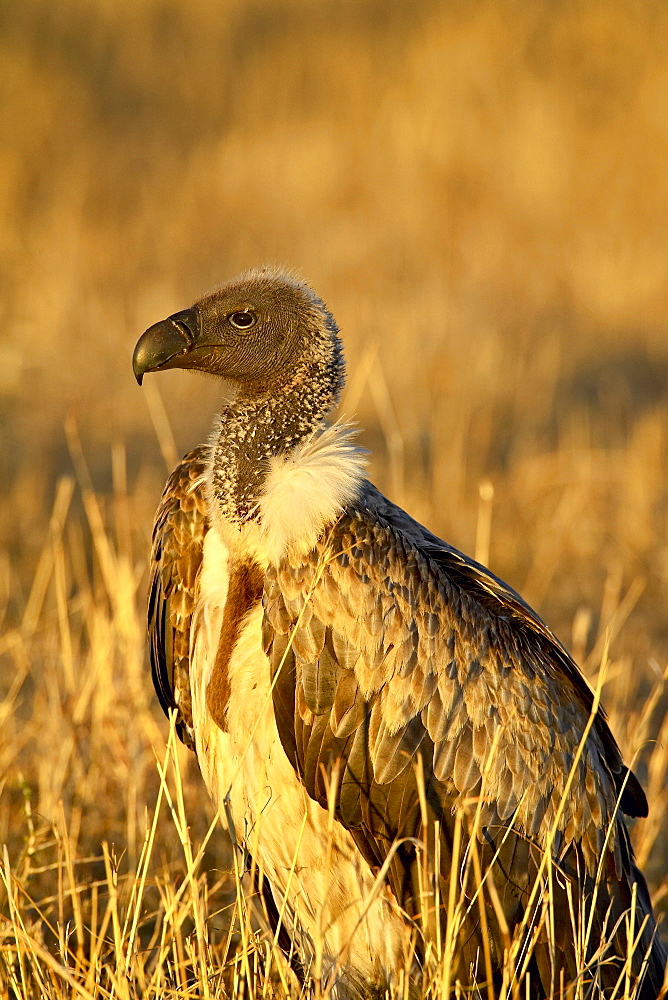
[456,822,665,999]
[625,860,667,1000]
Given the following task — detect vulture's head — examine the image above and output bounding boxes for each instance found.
[132,267,344,399]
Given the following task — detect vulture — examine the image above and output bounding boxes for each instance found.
[133,268,666,999]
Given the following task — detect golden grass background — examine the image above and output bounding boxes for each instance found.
[1,1,667,995]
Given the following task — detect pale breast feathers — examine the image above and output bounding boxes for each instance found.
[148,447,209,749]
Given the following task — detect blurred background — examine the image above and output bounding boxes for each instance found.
[3,0,668,636]
[1,0,667,985]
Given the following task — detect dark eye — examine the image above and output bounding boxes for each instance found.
[228,310,257,330]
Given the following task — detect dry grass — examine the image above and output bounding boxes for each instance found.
[1,0,667,996]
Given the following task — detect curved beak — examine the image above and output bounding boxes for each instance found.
[132,307,200,385]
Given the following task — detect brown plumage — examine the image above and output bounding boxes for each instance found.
[148,445,208,749]
[135,267,666,999]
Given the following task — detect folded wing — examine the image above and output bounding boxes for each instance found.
[148,447,209,749]
[263,481,664,995]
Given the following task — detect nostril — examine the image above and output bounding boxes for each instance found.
[172,317,195,344]
[166,307,200,345]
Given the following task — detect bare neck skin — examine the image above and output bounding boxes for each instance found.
[208,348,344,526]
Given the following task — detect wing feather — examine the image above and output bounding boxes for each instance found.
[148,447,208,749]
[261,481,664,992]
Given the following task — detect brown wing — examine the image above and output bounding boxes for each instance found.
[368,483,649,821]
[263,482,665,994]
[148,447,209,750]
